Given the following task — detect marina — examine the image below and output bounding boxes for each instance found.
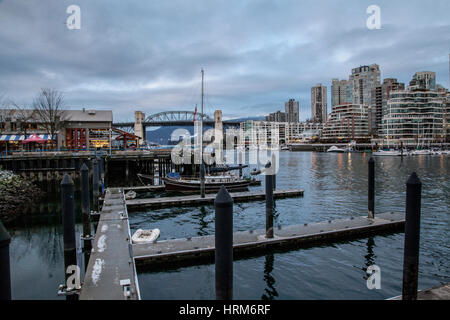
[3,152,448,299]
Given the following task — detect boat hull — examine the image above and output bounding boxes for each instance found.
[163,177,250,193]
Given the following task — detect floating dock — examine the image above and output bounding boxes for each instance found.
[124,185,165,192]
[389,283,450,300]
[132,212,405,268]
[80,188,140,300]
[126,189,303,209]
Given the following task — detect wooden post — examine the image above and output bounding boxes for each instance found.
[0,221,11,300]
[265,161,274,238]
[368,157,375,219]
[215,186,233,300]
[61,174,78,300]
[402,172,422,300]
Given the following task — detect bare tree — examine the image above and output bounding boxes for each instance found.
[10,101,34,139]
[0,94,12,134]
[32,88,65,148]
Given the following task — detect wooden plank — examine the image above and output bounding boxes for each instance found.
[390,283,450,300]
[133,212,405,267]
[126,189,304,209]
[80,188,140,300]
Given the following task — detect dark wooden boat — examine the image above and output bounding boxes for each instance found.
[163,175,251,193]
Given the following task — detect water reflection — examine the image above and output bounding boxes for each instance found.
[362,237,376,280]
[261,253,278,300]
[194,206,210,236]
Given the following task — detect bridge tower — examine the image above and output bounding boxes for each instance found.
[214,110,224,162]
[134,111,146,145]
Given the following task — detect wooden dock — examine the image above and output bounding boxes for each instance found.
[79,188,140,300]
[126,189,303,209]
[124,185,165,192]
[389,283,450,300]
[132,212,405,268]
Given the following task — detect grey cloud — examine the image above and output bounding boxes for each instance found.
[0,0,449,121]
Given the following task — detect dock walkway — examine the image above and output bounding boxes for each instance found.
[390,283,450,300]
[126,189,303,209]
[133,212,405,267]
[80,188,140,300]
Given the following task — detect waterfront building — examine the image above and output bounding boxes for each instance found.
[0,108,113,151]
[331,79,350,106]
[239,120,323,145]
[321,104,369,142]
[349,64,381,106]
[371,78,405,136]
[265,110,286,122]
[381,88,446,144]
[311,84,328,123]
[285,99,299,123]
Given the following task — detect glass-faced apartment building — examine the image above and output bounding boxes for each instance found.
[381,90,447,143]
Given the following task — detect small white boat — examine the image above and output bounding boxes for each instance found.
[125,190,137,200]
[372,149,402,156]
[131,228,160,244]
[410,149,432,156]
[327,146,346,153]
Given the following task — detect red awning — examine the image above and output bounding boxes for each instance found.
[22,134,46,144]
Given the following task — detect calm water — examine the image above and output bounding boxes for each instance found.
[6,152,450,299]
[131,152,449,300]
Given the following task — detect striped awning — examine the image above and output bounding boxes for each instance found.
[0,134,53,141]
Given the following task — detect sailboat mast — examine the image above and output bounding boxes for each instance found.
[200,69,205,198]
[201,69,204,125]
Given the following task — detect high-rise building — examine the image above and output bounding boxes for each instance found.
[311,84,327,123]
[285,99,299,123]
[265,111,286,122]
[408,71,436,91]
[381,75,446,142]
[331,79,349,107]
[322,104,369,142]
[349,64,381,106]
[371,78,405,136]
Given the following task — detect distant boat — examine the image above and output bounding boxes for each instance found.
[410,149,432,156]
[327,146,346,153]
[372,149,403,156]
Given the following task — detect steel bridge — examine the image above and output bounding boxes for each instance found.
[113,110,241,128]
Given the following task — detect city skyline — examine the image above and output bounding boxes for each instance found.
[0,0,450,122]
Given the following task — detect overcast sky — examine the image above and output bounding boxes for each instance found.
[1,0,449,122]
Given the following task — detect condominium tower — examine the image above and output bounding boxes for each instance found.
[331,79,350,106]
[349,64,381,106]
[285,99,299,123]
[311,84,328,123]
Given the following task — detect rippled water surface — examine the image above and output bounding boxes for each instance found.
[6,152,450,299]
[132,152,449,299]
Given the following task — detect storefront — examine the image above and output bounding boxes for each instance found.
[0,134,53,152]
